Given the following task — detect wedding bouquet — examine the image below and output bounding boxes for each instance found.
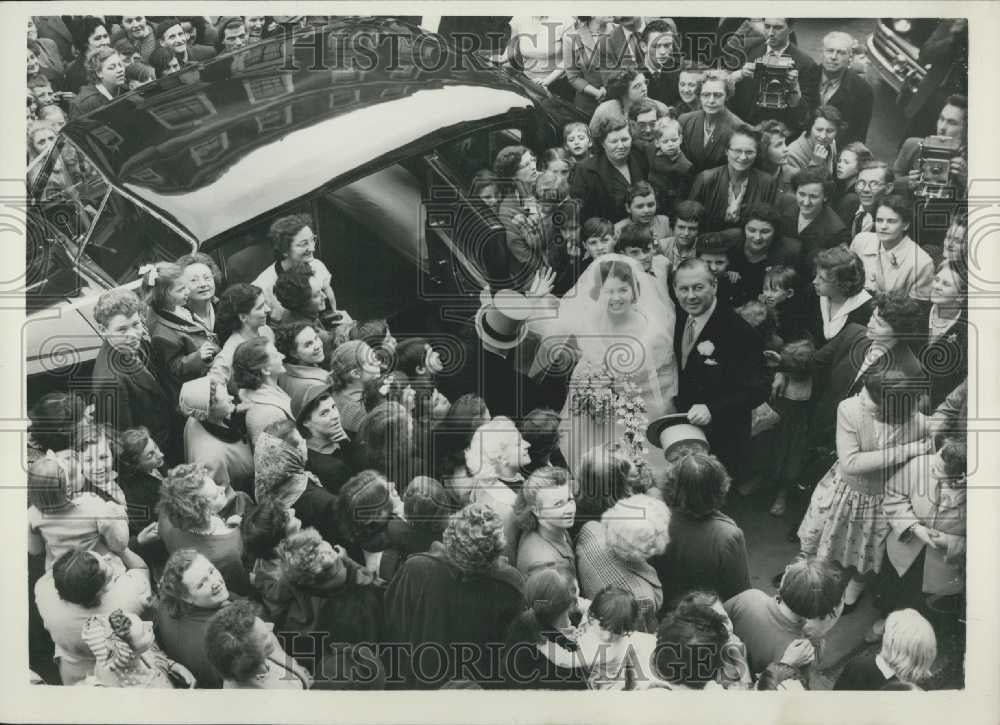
[570,361,649,471]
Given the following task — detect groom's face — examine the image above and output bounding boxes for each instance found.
[674,264,717,316]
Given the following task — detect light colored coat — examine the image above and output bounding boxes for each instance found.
[883,454,966,595]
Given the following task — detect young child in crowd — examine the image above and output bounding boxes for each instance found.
[616,223,671,306]
[696,232,740,307]
[574,586,641,690]
[577,217,616,278]
[470,170,502,214]
[81,609,193,688]
[540,147,573,183]
[613,181,671,247]
[563,122,593,164]
[760,265,810,346]
[657,200,703,272]
[646,117,693,220]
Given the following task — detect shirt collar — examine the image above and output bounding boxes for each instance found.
[875,653,897,679]
[96,84,114,101]
[767,40,791,56]
[689,297,717,329]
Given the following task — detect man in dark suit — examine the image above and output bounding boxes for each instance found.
[90,288,177,463]
[641,19,682,106]
[726,18,817,138]
[672,258,769,480]
[837,160,894,236]
[799,31,874,145]
[610,17,644,68]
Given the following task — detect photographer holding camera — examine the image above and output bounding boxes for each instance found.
[726,18,817,137]
[892,95,967,247]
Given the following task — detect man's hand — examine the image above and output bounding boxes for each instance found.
[911,524,942,550]
[687,404,712,426]
[137,521,159,546]
[949,156,968,179]
[726,270,741,284]
[525,268,556,298]
[199,341,220,361]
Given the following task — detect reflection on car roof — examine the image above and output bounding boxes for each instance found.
[62,18,540,242]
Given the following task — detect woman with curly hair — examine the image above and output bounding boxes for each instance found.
[511,466,577,582]
[178,375,254,498]
[233,336,293,445]
[209,283,273,385]
[756,119,793,193]
[154,549,233,688]
[650,601,730,690]
[335,469,403,573]
[177,252,222,336]
[384,502,526,688]
[588,68,670,140]
[786,105,845,177]
[273,321,330,402]
[205,598,312,689]
[241,500,301,608]
[654,453,750,607]
[251,213,336,324]
[576,493,671,633]
[69,46,127,119]
[156,464,251,596]
[266,527,383,668]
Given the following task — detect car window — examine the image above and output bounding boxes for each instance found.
[34,138,108,258]
[435,126,523,194]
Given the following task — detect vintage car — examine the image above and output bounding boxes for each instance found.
[25,17,583,405]
[865,17,941,94]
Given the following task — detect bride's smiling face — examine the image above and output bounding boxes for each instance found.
[602,275,636,316]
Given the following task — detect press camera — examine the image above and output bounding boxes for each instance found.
[752,55,796,109]
[915,135,963,199]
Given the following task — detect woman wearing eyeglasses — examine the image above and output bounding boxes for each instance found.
[688,124,779,233]
[677,70,746,174]
[588,68,670,141]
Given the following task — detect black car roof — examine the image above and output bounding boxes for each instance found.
[61,18,544,242]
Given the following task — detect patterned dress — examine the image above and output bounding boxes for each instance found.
[797,394,928,575]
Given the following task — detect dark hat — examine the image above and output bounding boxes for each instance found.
[697,229,741,255]
[290,382,333,424]
[645,413,709,456]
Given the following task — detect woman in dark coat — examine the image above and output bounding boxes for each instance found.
[688,124,778,232]
[383,503,525,689]
[144,261,220,410]
[677,70,746,174]
[69,46,128,119]
[653,453,751,611]
[570,118,649,224]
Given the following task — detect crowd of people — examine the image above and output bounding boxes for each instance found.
[26,16,968,692]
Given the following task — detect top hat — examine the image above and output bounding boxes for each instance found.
[474,289,537,351]
[646,413,709,456]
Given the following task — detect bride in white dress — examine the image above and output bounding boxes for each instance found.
[530,255,677,475]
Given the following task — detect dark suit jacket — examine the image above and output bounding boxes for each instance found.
[607,25,642,69]
[643,66,681,106]
[795,323,926,450]
[777,200,850,276]
[569,147,649,223]
[91,340,175,456]
[800,66,875,145]
[677,108,745,174]
[674,302,769,471]
[36,16,77,64]
[564,25,625,116]
[689,166,779,232]
[729,40,819,137]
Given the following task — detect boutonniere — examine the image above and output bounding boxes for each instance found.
[704,358,719,366]
[696,340,715,356]
[946,333,958,344]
